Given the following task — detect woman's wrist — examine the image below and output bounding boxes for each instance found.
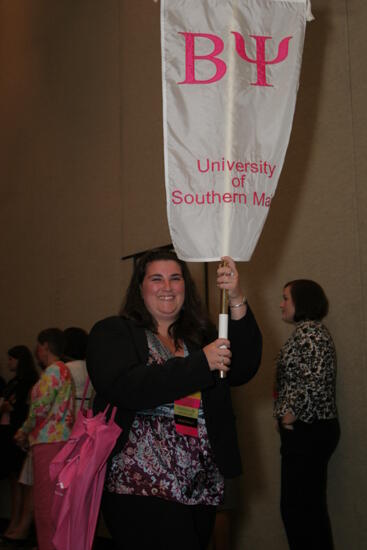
[229,297,248,320]
[281,422,294,431]
[229,296,247,308]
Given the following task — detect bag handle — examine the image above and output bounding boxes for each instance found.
[80,378,118,423]
[108,406,118,425]
[101,404,118,425]
[80,377,91,412]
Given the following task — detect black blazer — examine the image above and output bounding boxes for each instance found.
[87,306,262,478]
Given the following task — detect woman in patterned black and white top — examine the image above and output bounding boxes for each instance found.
[274,279,340,550]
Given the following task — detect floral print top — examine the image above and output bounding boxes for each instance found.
[105,331,224,505]
[274,320,338,423]
[20,362,75,446]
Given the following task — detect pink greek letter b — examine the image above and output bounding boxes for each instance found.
[178,32,227,84]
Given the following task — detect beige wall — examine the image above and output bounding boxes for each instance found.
[0,1,366,548]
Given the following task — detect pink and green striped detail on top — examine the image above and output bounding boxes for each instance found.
[174,391,201,437]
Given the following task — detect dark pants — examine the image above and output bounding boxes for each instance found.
[279,419,340,550]
[102,491,217,550]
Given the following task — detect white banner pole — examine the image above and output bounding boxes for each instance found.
[218,260,230,379]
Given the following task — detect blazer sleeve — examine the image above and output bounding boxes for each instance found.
[86,317,215,411]
[227,304,262,386]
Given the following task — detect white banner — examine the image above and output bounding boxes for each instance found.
[161,0,313,261]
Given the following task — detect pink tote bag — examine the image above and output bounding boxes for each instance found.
[50,380,122,550]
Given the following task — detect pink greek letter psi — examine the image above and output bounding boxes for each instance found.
[232,33,292,87]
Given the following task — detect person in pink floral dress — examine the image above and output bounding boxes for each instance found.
[15,328,75,550]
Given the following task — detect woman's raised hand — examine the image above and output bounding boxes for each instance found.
[217,256,242,300]
[203,338,231,373]
[217,256,247,318]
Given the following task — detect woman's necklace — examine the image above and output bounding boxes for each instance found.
[157,333,184,356]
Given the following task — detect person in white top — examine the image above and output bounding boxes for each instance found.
[64,327,93,413]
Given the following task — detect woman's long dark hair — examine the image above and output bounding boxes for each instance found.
[121,249,216,347]
[7,345,39,386]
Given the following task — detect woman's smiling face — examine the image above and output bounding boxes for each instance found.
[141,260,185,325]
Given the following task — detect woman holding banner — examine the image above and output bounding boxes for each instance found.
[274,280,340,550]
[87,248,262,549]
